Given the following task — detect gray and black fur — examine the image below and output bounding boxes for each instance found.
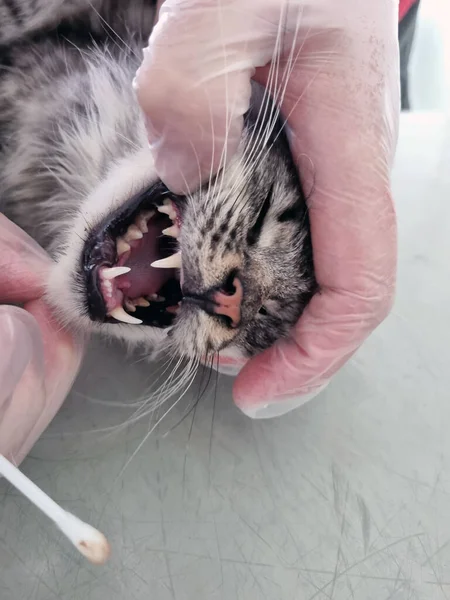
[0,0,316,363]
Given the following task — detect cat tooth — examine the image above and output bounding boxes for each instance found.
[124,299,136,312]
[103,280,113,297]
[162,225,180,238]
[117,238,131,256]
[124,224,143,242]
[109,305,142,325]
[157,201,176,220]
[149,294,164,301]
[136,210,154,233]
[136,218,148,234]
[134,297,150,307]
[102,266,131,280]
[157,205,173,217]
[151,252,181,269]
[166,304,180,314]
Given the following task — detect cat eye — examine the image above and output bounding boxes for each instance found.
[247,183,274,246]
[258,306,268,316]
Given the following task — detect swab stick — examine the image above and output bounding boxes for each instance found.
[0,455,110,565]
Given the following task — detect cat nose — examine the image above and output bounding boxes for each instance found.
[210,277,243,328]
[183,276,243,328]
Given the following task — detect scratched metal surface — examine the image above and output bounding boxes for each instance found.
[1,113,450,600]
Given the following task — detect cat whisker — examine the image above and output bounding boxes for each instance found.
[89,5,141,61]
[113,359,200,480]
[206,7,290,211]
[225,18,338,217]
[235,8,311,185]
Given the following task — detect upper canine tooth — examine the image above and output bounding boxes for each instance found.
[124,224,143,242]
[117,238,131,256]
[102,266,131,280]
[108,305,142,324]
[134,297,150,307]
[162,225,180,238]
[151,252,181,269]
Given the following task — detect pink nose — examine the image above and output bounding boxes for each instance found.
[211,278,243,328]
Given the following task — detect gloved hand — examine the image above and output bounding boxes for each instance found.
[136,0,399,418]
[0,215,84,464]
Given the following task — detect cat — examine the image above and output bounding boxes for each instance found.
[0,0,316,367]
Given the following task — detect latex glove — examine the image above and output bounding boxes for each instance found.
[0,215,85,464]
[136,0,399,418]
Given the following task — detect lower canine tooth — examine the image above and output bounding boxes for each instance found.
[162,225,180,238]
[124,224,143,242]
[151,252,181,269]
[117,238,131,256]
[109,305,142,324]
[102,266,131,280]
[134,297,150,307]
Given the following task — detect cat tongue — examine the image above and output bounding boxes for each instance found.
[118,219,174,299]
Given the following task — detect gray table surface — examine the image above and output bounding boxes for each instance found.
[1,112,450,600]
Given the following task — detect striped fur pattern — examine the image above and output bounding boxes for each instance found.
[0,0,316,362]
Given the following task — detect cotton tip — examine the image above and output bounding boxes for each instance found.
[57,512,110,565]
[0,455,110,565]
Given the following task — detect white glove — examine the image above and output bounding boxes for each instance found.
[136,0,399,417]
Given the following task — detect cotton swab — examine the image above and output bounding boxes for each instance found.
[0,454,110,565]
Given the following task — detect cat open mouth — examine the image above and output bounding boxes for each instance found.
[82,182,183,327]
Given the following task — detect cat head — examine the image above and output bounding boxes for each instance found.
[48,85,316,364]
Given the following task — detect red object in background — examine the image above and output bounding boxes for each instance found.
[399,0,418,21]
